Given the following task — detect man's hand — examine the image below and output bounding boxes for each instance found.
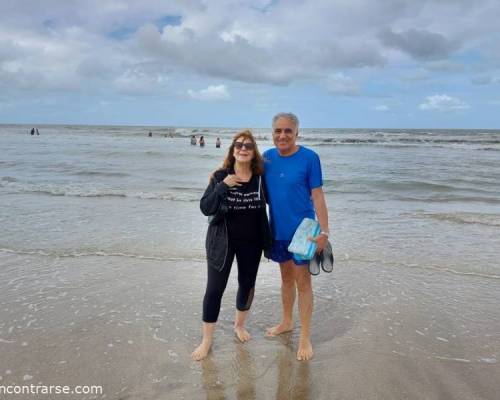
[308,233,328,253]
[311,187,329,254]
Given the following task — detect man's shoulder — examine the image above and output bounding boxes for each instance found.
[298,145,319,159]
[263,147,277,158]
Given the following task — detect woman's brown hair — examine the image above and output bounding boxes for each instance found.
[222,130,264,175]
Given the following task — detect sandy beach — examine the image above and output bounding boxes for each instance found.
[1,250,499,400]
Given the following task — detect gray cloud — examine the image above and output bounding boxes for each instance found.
[424,60,465,73]
[131,21,385,86]
[0,0,499,95]
[379,28,460,60]
[76,59,116,79]
[399,69,433,82]
[325,73,361,96]
[471,76,500,85]
[0,39,29,63]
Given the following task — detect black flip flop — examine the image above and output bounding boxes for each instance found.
[308,253,321,275]
[320,241,334,273]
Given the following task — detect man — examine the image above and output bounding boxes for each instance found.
[263,112,329,361]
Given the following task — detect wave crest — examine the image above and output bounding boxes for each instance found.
[1,180,200,202]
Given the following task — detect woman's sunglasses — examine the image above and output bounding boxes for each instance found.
[234,141,255,150]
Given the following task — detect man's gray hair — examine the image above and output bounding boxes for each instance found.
[272,112,299,128]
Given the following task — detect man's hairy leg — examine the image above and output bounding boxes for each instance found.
[295,265,313,361]
[266,260,295,336]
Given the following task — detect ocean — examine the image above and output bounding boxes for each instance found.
[1,124,499,277]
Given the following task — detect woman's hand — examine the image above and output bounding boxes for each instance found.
[223,174,242,188]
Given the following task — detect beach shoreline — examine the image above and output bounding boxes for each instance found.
[1,251,499,400]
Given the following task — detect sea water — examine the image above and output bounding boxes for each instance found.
[1,124,499,278]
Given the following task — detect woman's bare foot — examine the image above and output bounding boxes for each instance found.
[296,336,313,361]
[191,339,212,361]
[234,326,251,342]
[265,321,294,336]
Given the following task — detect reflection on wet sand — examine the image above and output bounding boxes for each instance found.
[200,337,311,400]
[201,344,257,400]
[276,346,311,400]
[201,356,226,400]
[235,345,257,400]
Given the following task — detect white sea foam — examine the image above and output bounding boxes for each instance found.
[434,356,471,363]
[479,357,497,364]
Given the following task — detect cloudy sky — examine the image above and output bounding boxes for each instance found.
[1,0,499,128]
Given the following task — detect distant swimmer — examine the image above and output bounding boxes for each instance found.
[36,128,39,135]
[148,131,153,137]
[216,137,221,148]
[199,136,205,147]
[30,128,35,136]
[190,135,197,145]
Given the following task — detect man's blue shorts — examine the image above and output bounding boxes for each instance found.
[269,240,309,266]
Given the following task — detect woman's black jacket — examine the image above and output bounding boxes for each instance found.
[200,168,272,271]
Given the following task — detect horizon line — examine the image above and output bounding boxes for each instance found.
[1,122,499,131]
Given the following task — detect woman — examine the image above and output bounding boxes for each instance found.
[192,130,272,361]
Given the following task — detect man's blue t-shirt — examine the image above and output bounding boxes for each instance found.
[263,146,323,241]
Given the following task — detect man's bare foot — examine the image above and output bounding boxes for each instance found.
[234,326,251,342]
[266,321,294,336]
[296,337,313,361]
[191,339,212,361]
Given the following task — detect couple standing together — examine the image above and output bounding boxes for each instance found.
[193,112,330,362]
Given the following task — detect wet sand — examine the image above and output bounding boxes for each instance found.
[1,251,499,400]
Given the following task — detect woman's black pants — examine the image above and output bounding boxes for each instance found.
[202,240,262,323]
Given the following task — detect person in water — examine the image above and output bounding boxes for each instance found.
[191,135,197,145]
[192,130,272,361]
[199,136,205,147]
[216,137,221,148]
